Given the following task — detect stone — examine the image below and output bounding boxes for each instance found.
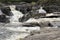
[50,21,60,27]
[23,28,60,40]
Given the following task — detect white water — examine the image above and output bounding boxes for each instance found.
[0,10,3,15]
[38,7,47,13]
[9,5,24,23]
[0,5,40,40]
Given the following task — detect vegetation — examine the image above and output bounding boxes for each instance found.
[37,0,60,6]
[0,0,60,6]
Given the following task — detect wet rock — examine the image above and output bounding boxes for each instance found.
[15,3,32,14]
[23,28,60,40]
[19,13,46,22]
[22,22,40,27]
[0,15,10,23]
[50,21,60,27]
[39,21,53,27]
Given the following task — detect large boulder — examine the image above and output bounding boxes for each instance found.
[15,3,32,14]
[1,7,13,16]
[0,15,10,23]
[0,7,13,23]
[19,12,46,22]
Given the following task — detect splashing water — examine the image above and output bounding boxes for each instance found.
[38,7,47,13]
[9,5,24,23]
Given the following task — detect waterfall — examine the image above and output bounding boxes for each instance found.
[9,5,24,23]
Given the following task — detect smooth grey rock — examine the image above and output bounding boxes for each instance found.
[50,21,60,27]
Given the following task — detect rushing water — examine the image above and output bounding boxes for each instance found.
[0,5,41,40]
[9,5,24,23]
